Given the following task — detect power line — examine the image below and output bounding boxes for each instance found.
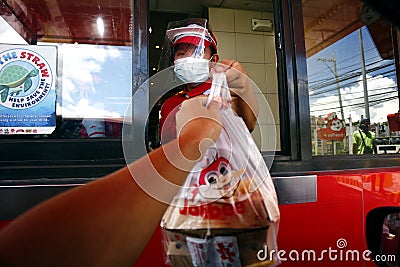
[310,89,397,108]
[307,48,390,81]
[309,68,396,97]
[310,94,398,113]
[308,59,394,89]
[310,85,398,107]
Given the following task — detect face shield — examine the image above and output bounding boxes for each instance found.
[157,18,217,71]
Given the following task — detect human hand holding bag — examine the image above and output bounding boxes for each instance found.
[161,72,280,267]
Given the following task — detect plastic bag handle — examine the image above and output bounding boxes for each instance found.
[206,72,232,108]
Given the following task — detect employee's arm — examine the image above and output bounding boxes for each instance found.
[213,59,259,132]
[0,98,222,267]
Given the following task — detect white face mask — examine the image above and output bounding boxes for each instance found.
[173,57,210,84]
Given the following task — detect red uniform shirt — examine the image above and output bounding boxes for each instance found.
[159,81,212,143]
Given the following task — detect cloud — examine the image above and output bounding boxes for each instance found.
[0,17,27,44]
[58,98,121,119]
[310,74,398,123]
[0,17,128,120]
[59,44,124,118]
[60,44,121,88]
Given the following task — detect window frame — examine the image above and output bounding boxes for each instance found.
[1,0,400,184]
[270,0,312,161]
[0,0,149,182]
[1,0,400,223]
[269,0,400,175]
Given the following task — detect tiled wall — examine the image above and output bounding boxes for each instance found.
[208,7,280,151]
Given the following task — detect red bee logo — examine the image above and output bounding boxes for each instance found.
[198,153,240,199]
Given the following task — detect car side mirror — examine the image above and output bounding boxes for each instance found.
[366,207,399,266]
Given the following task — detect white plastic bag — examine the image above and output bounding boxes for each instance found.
[161,72,280,267]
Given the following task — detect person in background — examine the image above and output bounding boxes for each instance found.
[80,103,122,138]
[353,118,376,154]
[0,97,222,267]
[158,18,258,144]
[81,118,122,138]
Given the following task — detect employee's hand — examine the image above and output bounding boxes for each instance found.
[211,59,251,97]
[210,59,259,131]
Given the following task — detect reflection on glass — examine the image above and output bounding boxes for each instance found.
[55,43,132,138]
[302,1,399,156]
[0,17,27,45]
[0,0,135,140]
[382,213,400,266]
[0,16,133,139]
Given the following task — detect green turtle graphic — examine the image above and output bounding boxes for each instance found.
[0,65,39,102]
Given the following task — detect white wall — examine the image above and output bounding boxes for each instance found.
[209,7,280,151]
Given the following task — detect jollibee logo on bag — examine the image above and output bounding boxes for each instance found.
[0,49,52,109]
[198,153,244,199]
[192,148,245,200]
[178,149,248,219]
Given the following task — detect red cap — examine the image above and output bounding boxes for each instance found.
[173,36,213,50]
[167,24,217,53]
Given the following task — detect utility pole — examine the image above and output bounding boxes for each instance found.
[359,28,370,119]
[317,54,345,121]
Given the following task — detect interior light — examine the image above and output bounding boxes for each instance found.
[97,17,105,36]
[152,67,157,71]
[155,45,160,49]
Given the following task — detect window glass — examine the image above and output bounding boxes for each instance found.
[0,17,27,45]
[55,44,132,138]
[0,18,132,139]
[302,1,399,155]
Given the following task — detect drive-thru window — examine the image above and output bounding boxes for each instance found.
[0,0,399,266]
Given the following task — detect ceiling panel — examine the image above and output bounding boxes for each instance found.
[302,0,364,57]
[0,0,368,58]
[1,0,132,45]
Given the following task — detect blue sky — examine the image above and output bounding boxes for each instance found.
[56,43,132,120]
[307,26,398,124]
[0,17,132,121]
